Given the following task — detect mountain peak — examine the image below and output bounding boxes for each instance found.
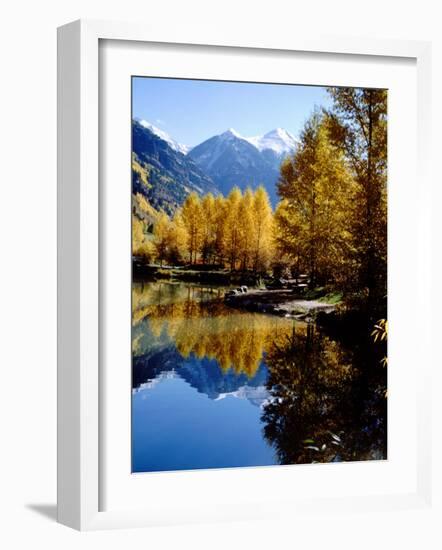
[245,127,297,156]
[222,128,243,139]
[264,127,291,138]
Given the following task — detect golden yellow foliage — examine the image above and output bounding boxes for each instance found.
[132,215,155,260]
[132,153,150,188]
[276,113,357,286]
[141,187,275,272]
[181,192,203,264]
[252,186,273,272]
[132,281,297,377]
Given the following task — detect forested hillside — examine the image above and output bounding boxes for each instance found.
[132,120,218,215]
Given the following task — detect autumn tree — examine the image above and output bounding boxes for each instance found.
[140,187,275,273]
[273,198,304,276]
[200,193,217,264]
[276,113,356,286]
[224,187,242,270]
[238,188,255,270]
[251,186,273,273]
[132,190,156,261]
[132,216,155,261]
[167,208,188,264]
[213,194,227,265]
[181,192,203,264]
[325,88,387,309]
[153,212,172,266]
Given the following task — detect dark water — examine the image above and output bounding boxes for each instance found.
[132,281,387,473]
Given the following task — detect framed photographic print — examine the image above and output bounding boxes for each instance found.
[57,19,432,530]
[130,77,387,474]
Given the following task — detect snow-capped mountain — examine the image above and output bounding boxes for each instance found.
[138,121,297,160]
[138,120,190,155]
[133,121,298,208]
[189,129,278,200]
[190,128,264,171]
[132,120,217,215]
[246,128,298,156]
[188,127,297,205]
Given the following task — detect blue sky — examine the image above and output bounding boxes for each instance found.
[132,77,331,147]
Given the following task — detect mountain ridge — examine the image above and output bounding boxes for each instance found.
[246,127,298,155]
[132,120,298,209]
[138,119,190,155]
[188,127,297,205]
[136,119,298,159]
[132,120,218,215]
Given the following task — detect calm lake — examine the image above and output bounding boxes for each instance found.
[132,281,387,473]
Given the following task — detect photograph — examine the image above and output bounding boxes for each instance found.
[131,76,388,473]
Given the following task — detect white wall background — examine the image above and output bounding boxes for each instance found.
[0,1,440,547]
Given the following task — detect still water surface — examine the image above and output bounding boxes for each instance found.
[132,281,387,473]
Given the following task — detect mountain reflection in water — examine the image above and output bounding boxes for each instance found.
[132,281,387,472]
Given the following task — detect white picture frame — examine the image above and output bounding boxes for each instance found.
[57,19,432,531]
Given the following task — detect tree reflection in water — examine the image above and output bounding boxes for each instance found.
[132,281,387,465]
[133,281,292,377]
[262,323,387,464]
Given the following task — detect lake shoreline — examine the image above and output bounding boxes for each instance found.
[224,288,337,321]
[133,261,340,322]
[133,261,260,286]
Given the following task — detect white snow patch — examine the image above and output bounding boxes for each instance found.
[214,385,270,407]
[216,127,298,157]
[139,120,190,155]
[245,128,298,156]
